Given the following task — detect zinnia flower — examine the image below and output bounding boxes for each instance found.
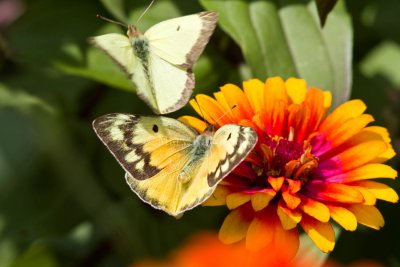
[179,77,398,255]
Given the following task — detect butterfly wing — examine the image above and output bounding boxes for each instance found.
[92,113,197,180]
[136,51,194,114]
[144,11,218,68]
[178,124,258,209]
[89,33,137,75]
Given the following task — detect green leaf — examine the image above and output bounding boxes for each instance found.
[201,0,353,106]
[55,41,134,92]
[100,0,127,21]
[9,243,58,267]
[316,0,339,27]
[0,84,54,113]
[360,41,400,89]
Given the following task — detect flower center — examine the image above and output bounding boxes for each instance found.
[254,133,319,186]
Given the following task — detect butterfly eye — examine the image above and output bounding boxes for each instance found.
[227,133,232,140]
[152,124,159,133]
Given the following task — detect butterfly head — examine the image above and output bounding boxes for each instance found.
[127,25,142,38]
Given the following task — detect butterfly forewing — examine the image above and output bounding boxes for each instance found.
[145,11,218,67]
[93,113,196,180]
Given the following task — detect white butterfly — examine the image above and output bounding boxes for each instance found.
[93,113,257,216]
[90,11,218,114]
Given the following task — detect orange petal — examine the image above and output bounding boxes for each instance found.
[178,116,207,133]
[320,99,367,133]
[350,181,399,203]
[326,163,397,183]
[243,79,265,114]
[324,114,375,148]
[327,205,357,231]
[246,211,274,251]
[268,176,285,191]
[285,78,307,104]
[277,201,302,230]
[299,196,330,223]
[335,140,388,172]
[219,207,253,244]
[300,216,335,253]
[226,192,251,209]
[306,182,365,204]
[220,83,253,120]
[347,205,384,230]
[282,191,301,209]
[272,222,300,261]
[190,95,226,125]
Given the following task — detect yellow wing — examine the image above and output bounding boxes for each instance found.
[125,124,257,216]
[178,124,258,211]
[92,113,197,180]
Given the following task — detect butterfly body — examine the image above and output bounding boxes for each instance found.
[93,113,257,216]
[90,12,218,114]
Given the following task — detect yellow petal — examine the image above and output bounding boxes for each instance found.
[300,217,335,253]
[328,205,357,231]
[219,209,252,244]
[299,197,330,223]
[347,205,385,230]
[226,193,251,209]
[246,213,274,252]
[351,186,376,205]
[277,202,302,230]
[332,163,397,183]
[250,190,275,211]
[351,181,399,203]
[285,78,307,104]
[323,91,332,111]
[243,79,265,113]
[178,116,207,133]
[203,186,229,206]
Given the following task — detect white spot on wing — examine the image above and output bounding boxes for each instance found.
[125,150,140,163]
[136,159,145,171]
[221,160,230,173]
[110,127,124,141]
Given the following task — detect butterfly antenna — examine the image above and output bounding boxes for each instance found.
[214,104,237,125]
[194,97,208,125]
[96,14,128,29]
[136,0,156,24]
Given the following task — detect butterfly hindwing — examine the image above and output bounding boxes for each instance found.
[89,34,136,74]
[206,125,258,187]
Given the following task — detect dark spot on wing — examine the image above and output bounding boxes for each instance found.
[227,133,232,140]
[176,25,180,31]
[152,124,158,133]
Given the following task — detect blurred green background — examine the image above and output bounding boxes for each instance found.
[0,0,399,266]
